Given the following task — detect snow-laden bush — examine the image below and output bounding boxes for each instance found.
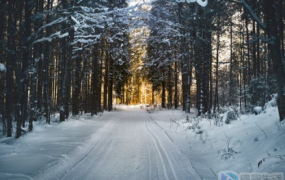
[220,133,240,160]
[222,111,237,124]
[253,106,262,115]
[185,118,204,134]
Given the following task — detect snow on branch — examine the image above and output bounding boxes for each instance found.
[196,0,208,7]
[34,17,68,40]
[33,31,69,44]
[175,0,208,7]
[71,15,80,25]
[0,63,6,72]
[241,0,266,30]
[41,17,68,31]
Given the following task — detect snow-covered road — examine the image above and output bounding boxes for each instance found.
[37,107,200,180]
[1,105,285,180]
[0,106,200,180]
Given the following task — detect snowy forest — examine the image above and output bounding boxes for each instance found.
[0,0,284,137]
[0,0,285,179]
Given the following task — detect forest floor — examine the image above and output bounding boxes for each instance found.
[0,104,284,180]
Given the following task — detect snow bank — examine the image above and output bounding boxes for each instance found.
[149,105,285,179]
[0,114,107,180]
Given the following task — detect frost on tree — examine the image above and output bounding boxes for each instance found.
[175,0,208,7]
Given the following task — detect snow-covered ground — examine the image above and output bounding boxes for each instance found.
[149,106,285,178]
[0,104,284,180]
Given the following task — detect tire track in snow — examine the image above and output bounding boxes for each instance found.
[144,115,179,180]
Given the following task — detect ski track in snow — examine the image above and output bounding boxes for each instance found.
[144,114,202,180]
[144,115,178,180]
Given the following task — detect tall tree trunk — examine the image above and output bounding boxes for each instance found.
[245,11,251,84]
[178,3,187,111]
[195,39,202,115]
[103,51,109,110]
[0,0,6,133]
[6,0,16,137]
[28,0,37,132]
[251,20,258,105]
[214,18,220,113]
[229,22,233,106]
[91,44,99,115]
[60,0,68,121]
[98,45,103,112]
[239,15,244,110]
[264,0,285,121]
[167,64,172,108]
[108,54,113,111]
[80,56,88,114]
[161,80,166,108]
[203,29,211,113]
[64,27,74,119]
[44,0,52,124]
[36,0,44,118]
[209,41,213,113]
[136,78,139,104]
[252,21,257,78]
[185,51,192,113]
[242,15,247,110]
[126,82,129,105]
[16,1,25,138]
[256,9,261,105]
[72,49,82,116]
[151,84,154,105]
[277,0,284,67]
[174,61,178,109]
[122,86,124,104]
[60,39,67,121]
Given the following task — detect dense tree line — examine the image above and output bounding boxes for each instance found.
[0,0,131,138]
[145,0,285,120]
[1,0,285,138]
[145,0,180,109]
